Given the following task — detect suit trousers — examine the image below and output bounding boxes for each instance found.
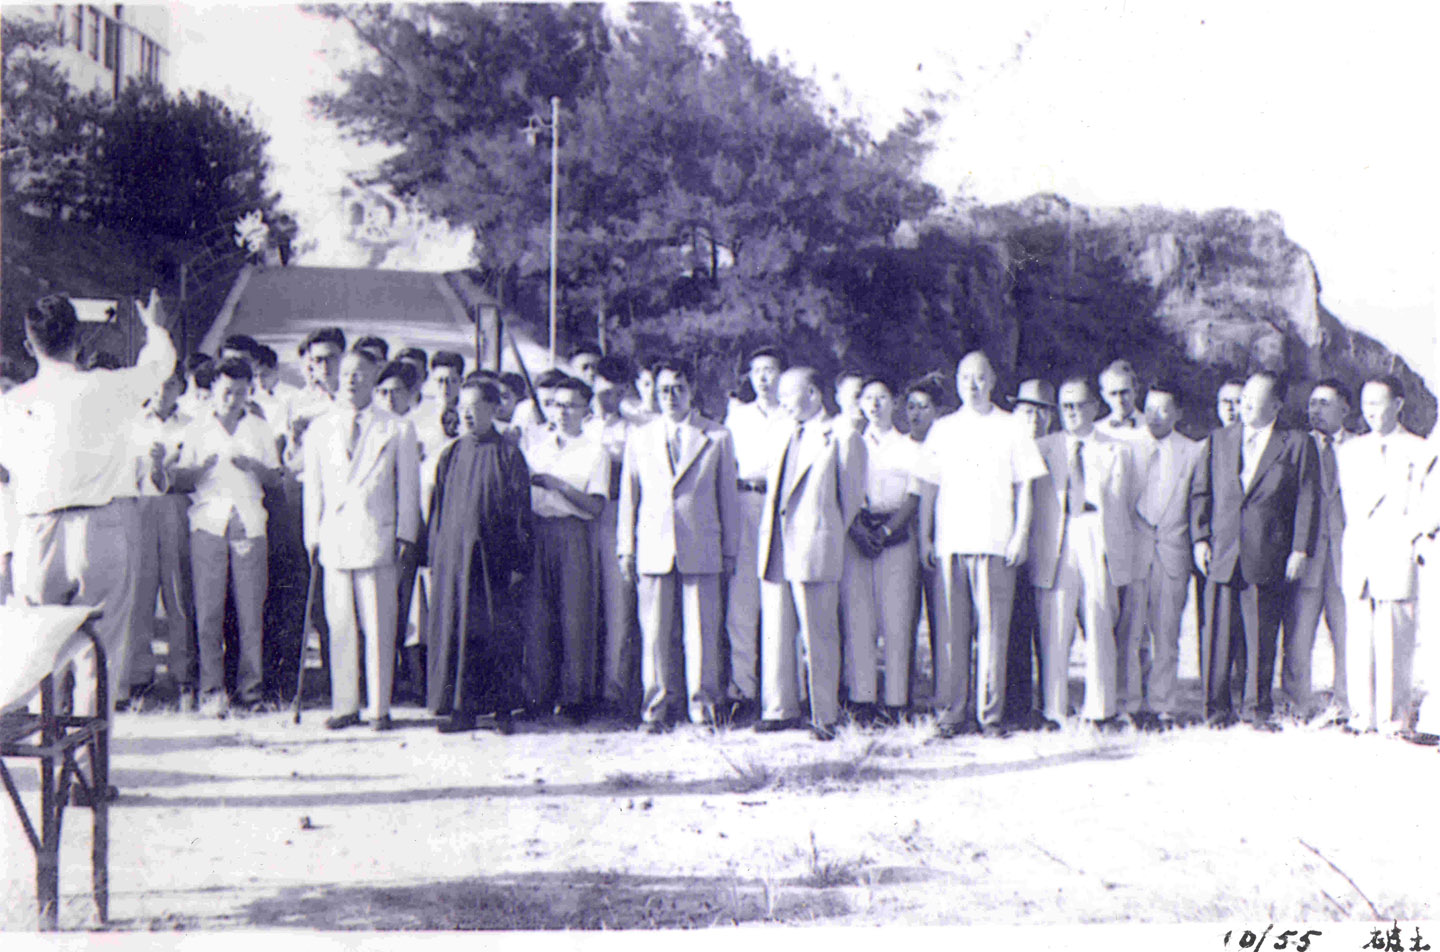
[324,562,398,719]
[760,578,841,726]
[12,498,140,718]
[192,513,268,700]
[1003,566,1042,722]
[1284,557,1348,716]
[1346,595,1416,732]
[1117,561,1190,715]
[262,479,309,699]
[910,566,942,704]
[125,494,195,690]
[637,571,722,724]
[595,499,640,708]
[935,553,1016,727]
[843,536,920,706]
[1201,575,1285,719]
[1037,514,1118,721]
[401,566,429,649]
[524,516,596,710]
[725,491,767,700]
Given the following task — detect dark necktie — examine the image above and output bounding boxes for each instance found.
[1065,438,1085,515]
[668,426,682,469]
[1319,433,1337,495]
[776,426,802,510]
[347,413,362,459]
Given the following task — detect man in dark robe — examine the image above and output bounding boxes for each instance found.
[426,377,534,733]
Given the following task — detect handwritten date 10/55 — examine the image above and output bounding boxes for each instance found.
[1223,926,1322,952]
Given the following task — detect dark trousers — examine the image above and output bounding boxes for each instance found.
[523,516,596,710]
[1003,567,1042,723]
[1201,576,1285,719]
[262,479,308,699]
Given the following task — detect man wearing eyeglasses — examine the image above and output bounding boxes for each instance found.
[520,376,610,724]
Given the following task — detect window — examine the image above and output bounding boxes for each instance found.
[138,36,160,83]
[87,6,101,62]
[70,6,83,51]
[102,17,117,71]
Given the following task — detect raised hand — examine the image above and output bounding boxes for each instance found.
[135,288,164,329]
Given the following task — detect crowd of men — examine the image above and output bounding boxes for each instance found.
[3,289,1440,810]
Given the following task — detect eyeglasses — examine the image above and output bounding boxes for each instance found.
[551,402,589,411]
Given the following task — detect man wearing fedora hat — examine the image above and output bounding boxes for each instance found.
[1005,379,1056,726]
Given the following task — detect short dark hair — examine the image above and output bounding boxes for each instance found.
[550,377,594,405]
[460,376,502,405]
[193,364,218,390]
[746,345,786,370]
[1362,374,1406,402]
[568,342,603,362]
[346,344,381,367]
[1309,377,1352,405]
[1219,377,1246,391]
[499,372,526,397]
[377,360,420,391]
[221,334,262,359]
[185,353,214,376]
[651,357,694,386]
[396,347,428,369]
[215,356,254,383]
[594,354,632,385]
[904,372,946,406]
[299,327,346,356]
[0,353,29,383]
[254,344,278,370]
[354,335,390,361]
[1146,378,1185,402]
[534,368,573,390]
[1246,370,1286,403]
[634,355,658,379]
[860,375,894,396]
[84,351,124,371]
[25,295,80,359]
[430,350,465,375]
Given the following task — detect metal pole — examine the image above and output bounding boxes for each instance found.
[548,95,559,368]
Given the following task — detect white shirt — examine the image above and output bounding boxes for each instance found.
[1240,420,1276,490]
[863,425,920,512]
[916,404,1048,558]
[130,409,192,497]
[584,413,630,500]
[1099,411,1150,444]
[725,399,790,482]
[0,327,176,515]
[254,381,300,429]
[178,411,279,538]
[521,426,610,521]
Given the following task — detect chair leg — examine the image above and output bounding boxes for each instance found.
[38,756,59,931]
[90,731,109,923]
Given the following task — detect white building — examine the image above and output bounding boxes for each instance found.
[19,5,171,97]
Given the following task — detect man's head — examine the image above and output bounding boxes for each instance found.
[1239,372,1284,429]
[569,343,603,386]
[299,327,346,392]
[904,375,945,439]
[396,347,428,380]
[1360,375,1405,436]
[634,355,657,409]
[150,370,185,419]
[1143,380,1184,439]
[429,351,465,409]
[338,348,380,410]
[375,360,420,416]
[835,370,867,421]
[653,358,695,422]
[24,295,81,362]
[593,354,631,416]
[955,351,996,410]
[1307,378,1351,436]
[1012,379,1056,439]
[746,346,786,405]
[254,344,279,389]
[498,372,526,422]
[219,334,262,372]
[549,377,593,435]
[213,357,254,421]
[859,377,895,429]
[1057,376,1100,436]
[777,367,823,424]
[1216,378,1245,427]
[189,356,216,404]
[457,376,502,437]
[1099,359,1140,422]
[353,335,390,365]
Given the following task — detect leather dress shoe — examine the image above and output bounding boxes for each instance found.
[810,722,838,742]
[437,714,477,734]
[325,712,362,731]
[754,717,797,733]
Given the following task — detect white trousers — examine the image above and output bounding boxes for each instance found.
[760,579,840,726]
[325,563,399,719]
[1037,514,1117,721]
[843,536,920,706]
[1345,593,1415,732]
[637,572,722,724]
[1116,560,1189,715]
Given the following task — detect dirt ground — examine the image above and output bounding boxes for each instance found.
[4,670,1438,932]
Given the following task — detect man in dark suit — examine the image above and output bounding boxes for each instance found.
[1189,371,1319,729]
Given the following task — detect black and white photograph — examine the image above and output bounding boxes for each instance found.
[1,0,1438,943]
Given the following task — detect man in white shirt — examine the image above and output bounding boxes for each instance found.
[304,348,421,731]
[520,376,610,723]
[1006,378,1056,726]
[1098,359,1150,443]
[915,352,1048,738]
[1336,376,1435,735]
[0,291,174,794]
[1282,379,1353,723]
[722,346,791,723]
[831,370,867,438]
[1117,380,1200,727]
[172,359,281,712]
[413,350,464,453]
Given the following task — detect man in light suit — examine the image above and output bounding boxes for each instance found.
[617,358,740,731]
[1029,377,1138,725]
[1336,375,1434,735]
[755,367,866,740]
[304,347,421,731]
[1117,381,1200,727]
[1190,371,1319,729]
[1282,379,1353,723]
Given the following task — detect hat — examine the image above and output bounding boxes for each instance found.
[1011,379,1056,408]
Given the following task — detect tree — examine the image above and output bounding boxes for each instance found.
[312,2,941,381]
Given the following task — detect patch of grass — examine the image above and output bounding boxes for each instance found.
[794,832,864,888]
[603,771,651,792]
[717,751,775,793]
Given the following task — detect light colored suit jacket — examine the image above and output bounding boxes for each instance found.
[757,417,865,584]
[303,403,421,570]
[616,413,740,576]
[1029,429,1138,590]
[1130,431,1200,581]
[1336,428,1434,601]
